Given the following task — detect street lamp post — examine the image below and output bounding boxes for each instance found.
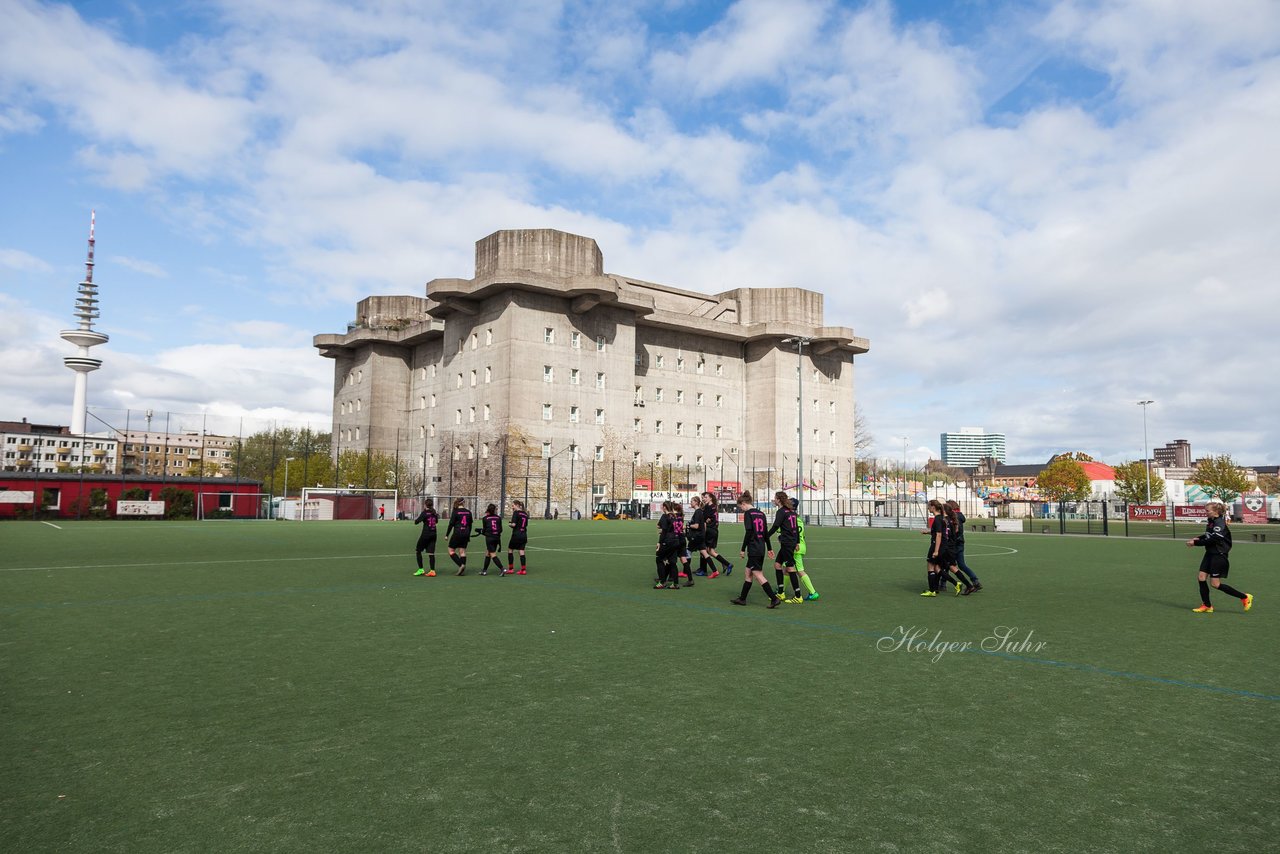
[897,436,909,526]
[144,408,153,477]
[283,457,296,519]
[1137,400,1154,504]
[782,336,812,517]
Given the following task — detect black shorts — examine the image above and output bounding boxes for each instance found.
[415,533,436,552]
[927,549,955,567]
[485,537,502,553]
[687,534,706,552]
[657,541,681,561]
[745,546,766,571]
[1200,554,1229,578]
[448,533,470,550]
[508,535,527,551]
[775,543,796,567]
[704,529,719,549]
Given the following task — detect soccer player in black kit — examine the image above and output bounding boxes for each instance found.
[700,491,733,576]
[479,503,507,576]
[1188,501,1253,613]
[767,491,804,603]
[445,498,474,576]
[654,501,687,589]
[688,495,709,576]
[730,492,782,608]
[412,498,439,577]
[507,499,530,575]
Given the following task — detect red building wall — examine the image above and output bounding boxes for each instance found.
[0,474,265,519]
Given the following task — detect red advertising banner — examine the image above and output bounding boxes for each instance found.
[1173,505,1208,521]
[1129,504,1168,521]
[1241,492,1268,525]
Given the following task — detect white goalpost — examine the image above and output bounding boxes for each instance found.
[296,487,399,521]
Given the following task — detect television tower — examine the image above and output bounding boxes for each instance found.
[61,211,109,435]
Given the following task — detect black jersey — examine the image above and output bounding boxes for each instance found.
[509,510,529,535]
[414,508,438,533]
[689,506,706,532]
[668,513,685,541]
[952,511,966,546]
[741,507,772,552]
[446,507,473,538]
[768,507,799,546]
[481,513,502,539]
[928,514,950,556]
[1193,516,1232,555]
[703,504,719,532]
[657,514,673,543]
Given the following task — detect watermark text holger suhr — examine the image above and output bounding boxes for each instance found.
[876,626,1047,663]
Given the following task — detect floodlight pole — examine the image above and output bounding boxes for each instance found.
[782,336,811,517]
[283,457,296,519]
[1137,400,1154,504]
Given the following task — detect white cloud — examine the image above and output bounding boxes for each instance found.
[651,0,829,97]
[0,248,52,273]
[1,0,1277,465]
[109,255,168,278]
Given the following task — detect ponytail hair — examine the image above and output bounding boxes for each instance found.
[486,503,497,515]
[774,491,793,510]
[453,497,466,509]
[737,491,753,505]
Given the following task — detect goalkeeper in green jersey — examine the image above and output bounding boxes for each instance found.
[794,515,819,601]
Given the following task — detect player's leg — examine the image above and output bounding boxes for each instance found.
[795,548,818,600]
[1208,559,1249,607]
[956,545,980,587]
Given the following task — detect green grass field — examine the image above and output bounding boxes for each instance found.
[2,520,1276,853]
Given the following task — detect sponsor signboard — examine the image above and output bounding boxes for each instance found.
[1128,504,1167,521]
[1173,505,1208,521]
[0,490,35,504]
[1242,491,1268,525]
[116,500,165,516]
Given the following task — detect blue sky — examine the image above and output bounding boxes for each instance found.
[2,0,1277,465]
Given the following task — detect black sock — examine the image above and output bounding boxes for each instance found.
[790,574,803,595]
[507,551,514,568]
[775,569,785,590]
[520,555,527,569]
[716,555,731,568]
[928,571,939,592]
[428,554,435,570]
[1217,583,1246,600]
[1199,580,1212,606]
[416,552,423,569]
[761,582,778,600]
[656,556,667,582]
[481,556,490,572]
[739,581,752,600]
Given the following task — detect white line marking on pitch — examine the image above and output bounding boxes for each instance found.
[41,521,62,529]
[0,553,406,573]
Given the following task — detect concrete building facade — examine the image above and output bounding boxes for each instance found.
[941,428,1007,467]
[315,229,870,497]
[117,430,239,478]
[1,419,118,474]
